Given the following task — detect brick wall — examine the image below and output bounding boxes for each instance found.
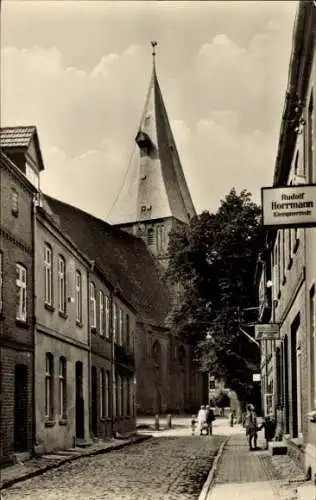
[0,159,35,463]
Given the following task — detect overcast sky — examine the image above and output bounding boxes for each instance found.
[1,0,297,220]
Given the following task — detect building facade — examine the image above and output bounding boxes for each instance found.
[34,200,91,453]
[256,0,316,479]
[0,127,44,464]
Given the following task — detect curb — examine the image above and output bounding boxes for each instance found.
[198,436,230,500]
[0,434,152,491]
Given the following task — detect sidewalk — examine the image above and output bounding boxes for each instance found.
[204,428,307,500]
[0,434,151,491]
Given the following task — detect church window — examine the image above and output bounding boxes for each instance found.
[147,228,154,246]
[157,225,165,252]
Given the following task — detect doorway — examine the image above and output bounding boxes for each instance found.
[75,361,84,439]
[91,366,97,436]
[14,364,28,451]
[291,315,300,438]
[283,336,289,434]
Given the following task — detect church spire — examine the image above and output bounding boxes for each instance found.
[108,43,196,227]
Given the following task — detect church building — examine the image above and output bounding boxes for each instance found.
[108,43,207,414]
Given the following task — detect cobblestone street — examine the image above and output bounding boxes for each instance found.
[1,435,224,500]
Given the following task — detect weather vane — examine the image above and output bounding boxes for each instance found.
[151,41,158,57]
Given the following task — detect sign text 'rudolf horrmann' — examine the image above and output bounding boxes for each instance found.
[261,184,316,228]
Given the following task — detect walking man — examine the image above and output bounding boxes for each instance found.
[206,405,215,435]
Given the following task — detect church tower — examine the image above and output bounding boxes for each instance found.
[108,42,196,271]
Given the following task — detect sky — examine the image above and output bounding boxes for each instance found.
[1,0,298,220]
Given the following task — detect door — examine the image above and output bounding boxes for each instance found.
[14,364,28,451]
[75,361,84,439]
[91,366,97,436]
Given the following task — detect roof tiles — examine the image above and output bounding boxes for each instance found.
[0,126,36,148]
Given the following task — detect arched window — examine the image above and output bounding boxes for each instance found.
[90,282,96,329]
[147,227,154,246]
[75,270,82,324]
[16,263,27,322]
[58,255,66,313]
[44,244,53,306]
[45,353,54,419]
[100,368,105,418]
[152,340,161,364]
[59,357,67,419]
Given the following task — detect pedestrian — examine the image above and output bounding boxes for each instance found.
[229,409,235,427]
[245,404,258,451]
[206,405,215,435]
[258,416,276,449]
[197,405,207,436]
[191,415,197,435]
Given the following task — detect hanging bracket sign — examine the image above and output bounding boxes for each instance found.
[255,323,280,341]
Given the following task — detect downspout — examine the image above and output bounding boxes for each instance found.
[87,261,94,441]
[31,191,40,453]
[111,287,117,436]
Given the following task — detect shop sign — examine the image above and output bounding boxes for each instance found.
[255,323,280,341]
[261,184,316,228]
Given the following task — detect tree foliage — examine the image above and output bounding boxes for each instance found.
[167,188,263,403]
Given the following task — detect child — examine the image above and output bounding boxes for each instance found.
[191,415,197,435]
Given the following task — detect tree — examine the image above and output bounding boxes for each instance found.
[167,188,263,406]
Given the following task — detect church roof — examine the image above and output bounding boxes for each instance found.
[107,50,196,225]
[44,195,171,328]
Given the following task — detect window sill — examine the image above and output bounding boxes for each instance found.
[58,310,68,319]
[59,418,68,426]
[44,303,55,313]
[16,319,29,329]
[293,239,300,254]
[45,419,56,428]
[287,258,293,270]
[76,320,83,328]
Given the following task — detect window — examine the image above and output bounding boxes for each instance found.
[126,314,130,348]
[157,225,165,252]
[288,229,292,264]
[117,374,121,416]
[113,303,117,343]
[105,371,110,418]
[100,369,105,418]
[307,90,314,183]
[282,230,285,284]
[11,188,19,216]
[0,252,3,314]
[58,256,66,313]
[44,244,53,306]
[59,357,67,419]
[105,296,110,338]
[113,374,117,417]
[45,353,54,419]
[294,151,299,176]
[126,378,131,416]
[119,308,123,345]
[121,376,125,416]
[75,270,82,324]
[99,291,104,336]
[310,286,315,409]
[16,263,27,322]
[147,228,154,246]
[90,282,96,330]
